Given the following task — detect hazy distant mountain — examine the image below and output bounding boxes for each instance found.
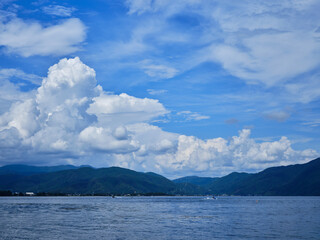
[0,158,319,195]
[173,176,218,186]
[0,164,81,176]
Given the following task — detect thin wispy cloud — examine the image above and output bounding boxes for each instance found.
[177,111,210,121]
[263,110,291,123]
[42,5,76,17]
[141,61,178,79]
[0,68,42,85]
[124,0,320,102]
[225,118,239,125]
[0,17,86,57]
[147,89,168,95]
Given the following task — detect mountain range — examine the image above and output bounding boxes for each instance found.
[0,157,319,196]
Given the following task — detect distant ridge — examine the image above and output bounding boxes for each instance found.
[174,157,320,196]
[0,157,319,196]
[173,176,219,186]
[0,164,81,176]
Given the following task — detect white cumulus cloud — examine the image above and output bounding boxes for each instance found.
[150,129,318,177]
[87,92,168,126]
[0,57,317,176]
[79,126,139,154]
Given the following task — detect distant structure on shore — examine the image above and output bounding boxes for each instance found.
[25,192,35,196]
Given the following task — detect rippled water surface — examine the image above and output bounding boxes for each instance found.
[0,196,319,239]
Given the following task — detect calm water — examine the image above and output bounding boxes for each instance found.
[0,196,319,240]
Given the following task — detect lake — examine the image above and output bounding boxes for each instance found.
[0,196,319,239]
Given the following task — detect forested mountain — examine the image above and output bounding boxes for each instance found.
[0,158,319,196]
[0,166,175,195]
[175,158,320,196]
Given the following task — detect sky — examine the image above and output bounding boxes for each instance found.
[0,0,319,178]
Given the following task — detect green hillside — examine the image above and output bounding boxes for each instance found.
[176,158,320,196]
[0,167,176,195]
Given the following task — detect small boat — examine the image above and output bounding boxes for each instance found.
[204,196,217,200]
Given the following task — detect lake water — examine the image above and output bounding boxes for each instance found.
[0,196,319,239]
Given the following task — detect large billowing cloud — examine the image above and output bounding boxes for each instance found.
[0,57,317,177]
[153,130,317,177]
[0,17,86,57]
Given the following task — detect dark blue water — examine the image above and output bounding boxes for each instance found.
[0,196,319,239]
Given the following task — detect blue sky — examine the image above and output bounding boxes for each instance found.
[0,0,319,178]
